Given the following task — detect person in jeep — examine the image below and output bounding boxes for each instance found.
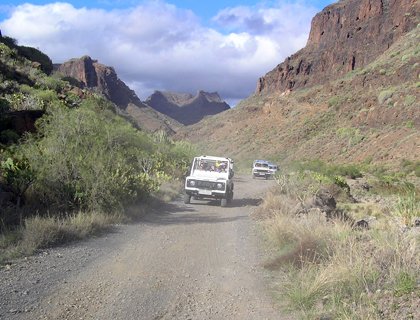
[184,156,234,207]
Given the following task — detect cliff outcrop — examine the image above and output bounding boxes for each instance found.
[145,90,230,125]
[56,56,181,133]
[57,56,141,108]
[256,0,419,94]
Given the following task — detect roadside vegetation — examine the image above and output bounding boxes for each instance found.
[256,161,419,319]
[0,36,195,264]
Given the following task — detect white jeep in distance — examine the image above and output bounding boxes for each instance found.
[252,160,272,179]
[184,156,234,207]
[268,163,278,176]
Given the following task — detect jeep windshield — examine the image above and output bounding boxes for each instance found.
[254,162,269,168]
[193,158,229,173]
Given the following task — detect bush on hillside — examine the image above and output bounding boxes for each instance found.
[0,36,53,75]
[20,101,157,211]
[289,160,362,179]
[3,95,194,213]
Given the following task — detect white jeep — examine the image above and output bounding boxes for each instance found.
[184,156,234,207]
[252,160,272,179]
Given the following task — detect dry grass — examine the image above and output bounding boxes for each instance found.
[259,175,420,319]
[0,211,122,264]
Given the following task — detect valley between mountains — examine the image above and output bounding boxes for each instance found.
[1,0,419,319]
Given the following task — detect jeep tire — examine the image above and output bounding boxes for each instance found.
[184,193,191,204]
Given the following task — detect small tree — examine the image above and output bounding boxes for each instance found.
[1,156,34,208]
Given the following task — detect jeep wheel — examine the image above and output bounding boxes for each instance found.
[221,198,228,207]
[227,191,233,201]
[184,193,191,204]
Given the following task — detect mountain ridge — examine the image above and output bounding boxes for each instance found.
[56,56,182,133]
[176,0,419,168]
[145,90,230,125]
[256,0,418,95]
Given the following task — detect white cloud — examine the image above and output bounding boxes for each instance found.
[0,1,317,103]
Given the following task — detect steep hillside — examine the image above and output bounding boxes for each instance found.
[56,56,181,133]
[176,3,419,169]
[257,0,418,94]
[0,36,195,229]
[145,90,230,125]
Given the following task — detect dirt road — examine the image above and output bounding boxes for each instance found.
[0,176,286,320]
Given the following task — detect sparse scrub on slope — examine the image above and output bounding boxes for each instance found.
[258,165,420,319]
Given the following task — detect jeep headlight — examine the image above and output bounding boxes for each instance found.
[216,183,224,190]
[188,180,196,187]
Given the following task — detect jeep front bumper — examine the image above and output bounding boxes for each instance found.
[185,179,227,198]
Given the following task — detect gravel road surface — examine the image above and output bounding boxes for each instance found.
[0,175,288,320]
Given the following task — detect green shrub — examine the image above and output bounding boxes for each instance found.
[19,84,34,95]
[18,46,53,75]
[289,160,363,179]
[401,159,420,176]
[0,37,53,75]
[329,164,363,179]
[60,76,83,88]
[14,95,193,213]
[404,95,416,106]
[394,272,417,297]
[64,91,82,108]
[0,129,20,144]
[378,89,395,104]
[0,97,10,112]
[395,192,419,226]
[336,127,364,146]
[36,76,65,91]
[34,89,58,107]
[369,171,415,196]
[328,96,340,108]
[0,155,35,205]
[21,105,157,211]
[404,120,414,128]
[0,36,18,48]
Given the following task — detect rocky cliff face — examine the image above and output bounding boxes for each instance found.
[145,90,230,125]
[256,0,419,94]
[56,56,181,133]
[57,56,142,108]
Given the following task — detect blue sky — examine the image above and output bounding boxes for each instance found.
[1,1,334,21]
[0,1,335,105]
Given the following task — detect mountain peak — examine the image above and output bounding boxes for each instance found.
[145,90,230,125]
[56,56,180,133]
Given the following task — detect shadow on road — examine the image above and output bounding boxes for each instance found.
[136,197,262,226]
[141,211,247,226]
[187,197,262,208]
[231,197,262,207]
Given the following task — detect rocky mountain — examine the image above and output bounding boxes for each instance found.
[176,0,419,169]
[257,0,419,95]
[56,56,181,133]
[145,90,230,125]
